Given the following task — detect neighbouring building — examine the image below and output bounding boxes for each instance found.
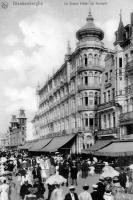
[33,11,108,154]
[97,52,120,140]
[96,11,133,140]
[117,12,133,138]
[9,108,27,148]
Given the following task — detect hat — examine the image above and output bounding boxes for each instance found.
[92,184,98,189]
[99,176,104,181]
[69,185,75,190]
[83,184,89,190]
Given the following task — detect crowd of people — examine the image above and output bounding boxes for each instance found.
[0,150,132,199]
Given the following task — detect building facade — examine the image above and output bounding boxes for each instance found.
[9,109,27,147]
[96,12,133,140]
[34,11,109,153]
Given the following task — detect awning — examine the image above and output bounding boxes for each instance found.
[40,134,76,152]
[29,138,52,151]
[81,140,112,154]
[95,141,133,157]
[20,141,37,150]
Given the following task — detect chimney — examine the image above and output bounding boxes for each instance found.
[131,12,133,26]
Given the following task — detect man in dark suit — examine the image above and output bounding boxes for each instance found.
[96,177,105,200]
[65,185,79,200]
[32,164,42,182]
[91,185,98,200]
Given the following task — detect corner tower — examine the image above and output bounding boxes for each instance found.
[72,11,108,152]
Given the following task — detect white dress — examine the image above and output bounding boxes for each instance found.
[0,183,9,200]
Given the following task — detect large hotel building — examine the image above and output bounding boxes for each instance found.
[30,11,133,154]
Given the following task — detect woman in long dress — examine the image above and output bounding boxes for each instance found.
[0,180,9,200]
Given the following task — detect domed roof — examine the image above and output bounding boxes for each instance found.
[76,11,104,41]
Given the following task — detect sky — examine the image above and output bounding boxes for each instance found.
[0,0,132,139]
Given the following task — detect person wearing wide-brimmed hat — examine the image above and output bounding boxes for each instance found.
[78,184,92,200]
[91,185,98,200]
[96,176,106,200]
[70,161,78,186]
[64,185,79,200]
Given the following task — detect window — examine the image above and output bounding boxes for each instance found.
[103,92,106,103]
[108,114,111,128]
[104,115,106,128]
[108,90,110,102]
[119,58,122,68]
[94,92,98,105]
[112,88,115,100]
[112,112,115,127]
[85,96,88,106]
[89,118,93,129]
[84,54,87,66]
[85,116,89,126]
[110,70,112,80]
[105,72,108,82]
[85,76,88,85]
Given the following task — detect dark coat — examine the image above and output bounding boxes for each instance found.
[20,183,32,199]
[91,191,99,200]
[97,181,105,200]
[65,192,79,200]
[33,182,45,198]
[32,167,42,180]
[119,172,127,188]
[70,165,78,179]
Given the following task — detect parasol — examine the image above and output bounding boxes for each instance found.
[46,174,67,185]
[129,164,133,170]
[101,165,119,178]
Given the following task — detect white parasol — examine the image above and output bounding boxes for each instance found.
[129,164,133,170]
[46,174,67,185]
[101,165,119,178]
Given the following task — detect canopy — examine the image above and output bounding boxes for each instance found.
[19,142,32,150]
[81,140,112,154]
[29,138,52,151]
[20,140,37,150]
[95,141,133,157]
[40,134,76,152]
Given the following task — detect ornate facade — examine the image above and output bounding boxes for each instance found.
[35,11,108,153]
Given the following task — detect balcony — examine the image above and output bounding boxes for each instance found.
[119,111,133,123]
[77,64,104,73]
[78,105,97,112]
[126,60,133,74]
[78,84,100,91]
[97,100,116,111]
[77,126,94,133]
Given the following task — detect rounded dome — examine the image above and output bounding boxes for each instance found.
[76,11,104,41]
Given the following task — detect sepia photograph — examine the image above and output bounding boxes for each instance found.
[0,0,133,199]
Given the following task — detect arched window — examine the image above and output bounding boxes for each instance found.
[89,113,93,129]
[84,54,88,66]
[88,53,93,64]
[84,114,89,127]
[79,55,82,66]
[94,92,98,105]
[94,54,98,65]
[84,72,88,85]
